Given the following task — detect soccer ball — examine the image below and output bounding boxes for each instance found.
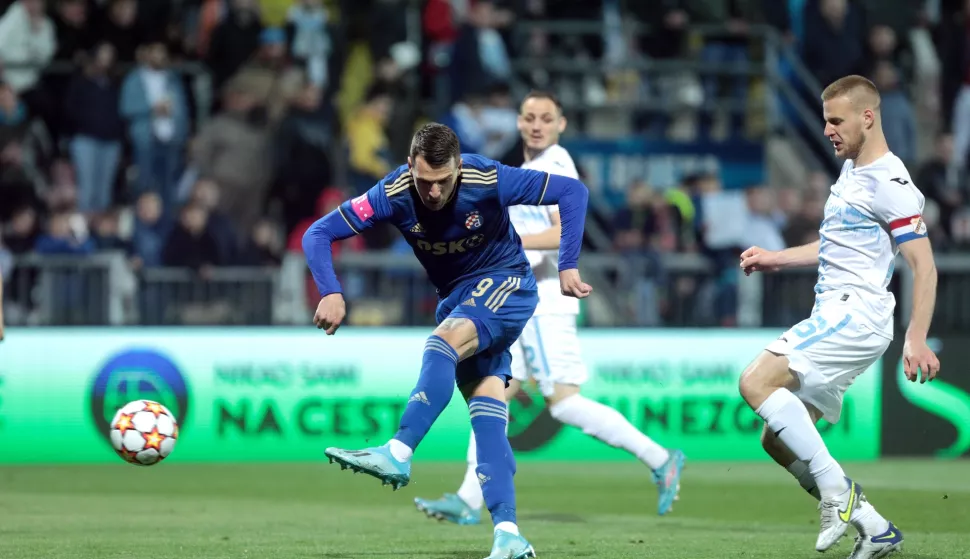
[109,400,179,466]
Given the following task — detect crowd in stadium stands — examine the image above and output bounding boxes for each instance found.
[2,0,970,325]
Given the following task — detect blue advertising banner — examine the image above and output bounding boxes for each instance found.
[560,137,765,206]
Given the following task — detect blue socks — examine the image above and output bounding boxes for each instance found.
[470,396,517,526]
[392,336,459,451]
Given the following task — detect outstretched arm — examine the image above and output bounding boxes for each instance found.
[776,240,820,268]
[303,183,395,298]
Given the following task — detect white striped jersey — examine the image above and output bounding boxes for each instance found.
[815,151,925,338]
[508,144,580,316]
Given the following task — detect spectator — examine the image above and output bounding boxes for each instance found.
[90,209,130,252]
[346,84,393,194]
[52,0,93,63]
[237,218,282,266]
[272,79,334,233]
[187,178,241,264]
[206,0,263,94]
[162,202,222,270]
[130,191,169,269]
[742,187,786,252]
[34,211,95,255]
[0,136,42,221]
[917,132,963,242]
[3,205,38,254]
[872,60,917,165]
[286,0,331,88]
[802,0,867,88]
[0,82,28,131]
[448,0,513,106]
[64,43,124,213]
[97,0,142,63]
[192,79,273,238]
[120,42,190,211]
[0,0,56,131]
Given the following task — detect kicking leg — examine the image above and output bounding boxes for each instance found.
[545,383,684,515]
[740,351,860,551]
[325,318,477,490]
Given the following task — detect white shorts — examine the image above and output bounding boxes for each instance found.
[510,314,588,397]
[765,301,891,424]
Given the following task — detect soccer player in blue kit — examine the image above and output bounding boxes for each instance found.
[302,123,591,559]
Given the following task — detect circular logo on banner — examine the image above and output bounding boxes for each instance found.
[507,383,562,451]
[89,349,190,444]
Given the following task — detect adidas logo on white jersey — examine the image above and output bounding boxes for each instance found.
[408,391,430,405]
[461,298,476,307]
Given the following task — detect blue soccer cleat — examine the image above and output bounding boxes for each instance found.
[414,493,482,525]
[848,521,904,559]
[653,449,686,516]
[484,529,536,559]
[325,444,411,490]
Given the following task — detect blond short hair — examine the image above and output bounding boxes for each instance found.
[821,75,881,109]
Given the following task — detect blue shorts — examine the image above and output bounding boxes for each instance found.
[436,271,538,388]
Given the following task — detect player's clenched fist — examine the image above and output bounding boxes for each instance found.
[740,246,781,275]
[559,268,592,299]
[314,293,346,335]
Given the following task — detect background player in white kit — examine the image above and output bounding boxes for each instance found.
[740,76,940,559]
[414,91,685,525]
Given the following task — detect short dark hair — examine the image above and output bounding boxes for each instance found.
[521,90,563,114]
[409,123,461,168]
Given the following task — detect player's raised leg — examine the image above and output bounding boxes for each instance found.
[739,351,862,551]
[325,317,477,490]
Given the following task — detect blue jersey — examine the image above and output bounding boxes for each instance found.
[303,152,587,301]
[337,154,552,295]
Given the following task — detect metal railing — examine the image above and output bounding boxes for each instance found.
[8,252,970,331]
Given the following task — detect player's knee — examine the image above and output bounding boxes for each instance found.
[738,351,796,406]
[432,318,479,359]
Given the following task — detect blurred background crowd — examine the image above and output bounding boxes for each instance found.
[1,0,968,329]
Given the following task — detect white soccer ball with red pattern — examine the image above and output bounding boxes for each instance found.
[109,400,179,466]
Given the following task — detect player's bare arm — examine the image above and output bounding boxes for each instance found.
[519,211,561,250]
[740,240,820,275]
[898,237,940,383]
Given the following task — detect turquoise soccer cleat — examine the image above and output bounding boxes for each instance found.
[653,449,686,516]
[414,493,482,525]
[324,444,411,490]
[484,529,536,559]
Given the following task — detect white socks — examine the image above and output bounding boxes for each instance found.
[494,521,519,535]
[457,431,485,509]
[756,389,847,497]
[549,394,670,470]
[388,439,413,462]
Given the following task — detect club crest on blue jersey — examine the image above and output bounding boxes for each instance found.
[465,211,483,231]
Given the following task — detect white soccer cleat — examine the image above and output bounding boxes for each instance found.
[816,478,863,552]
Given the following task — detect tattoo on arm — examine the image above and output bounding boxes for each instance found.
[437,317,466,332]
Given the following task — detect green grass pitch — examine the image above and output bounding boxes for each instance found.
[0,459,967,558]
